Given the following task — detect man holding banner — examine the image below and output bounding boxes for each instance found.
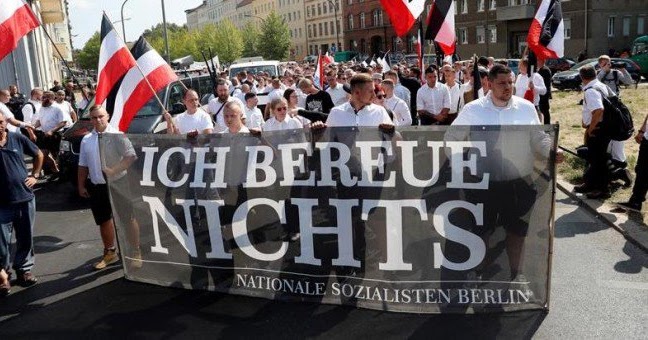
[450,64,563,284]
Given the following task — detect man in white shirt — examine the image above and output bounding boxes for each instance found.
[384,70,411,109]
[22,88,42,126]
[417,66,451,125]
[208,79,245,133]
[55,90,77,128]
[575,65,615,199]
[0,90,33,134]
[322,74,393,128]
[267,78,285,102]
[164,89,213,136]
[222,101,250,134]
[78,106,140,270]
[441,64,464,123]
[243,92,265,129]
[325,70,349,106]
[33,91,66,175]
[381,79,411,126]
[449,64,563,283]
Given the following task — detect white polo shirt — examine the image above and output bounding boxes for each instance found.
[268,88,285,102]
[173,108,214,134]
[208,96,245,133]
[79,125,135,185]
[0,102,17,133]
[449,94,548,180]
[244,105,265,129]
[446,82,464,114]
[326,102,393,127]
[416,83,451,116]
[221,125,250,134]
[514,73,547,106]
[581,80,612,126]
[326,83,348,106]
[55,100,75,128]
[36,105,65,133]
[262,115,303,131]
[384,95,412,126]
[22,99,41,125]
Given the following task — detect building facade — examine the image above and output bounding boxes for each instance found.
[303,0,343,56]
[185,1,209,31]
[455,0,648,59]
[278,0,307,60]
[0,0,72,91]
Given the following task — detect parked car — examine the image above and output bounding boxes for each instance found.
[545,58,575,74]
[58,74,214,183]
[552,58,641,91]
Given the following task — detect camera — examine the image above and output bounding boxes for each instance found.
[611,61,625,68]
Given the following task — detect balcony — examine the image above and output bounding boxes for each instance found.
[40,0,65,24]
[496,4,535,21]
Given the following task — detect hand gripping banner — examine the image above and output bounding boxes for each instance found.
[100,125,559,313]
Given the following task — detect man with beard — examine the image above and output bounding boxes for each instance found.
[207,79,245,133]
[33,91,66,177]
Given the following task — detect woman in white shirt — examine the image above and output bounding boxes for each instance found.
[262,98,303,132]
[283,88,310,127]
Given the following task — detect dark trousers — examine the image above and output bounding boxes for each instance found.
[539,100,550,125]
[585,134,611,190]
[631,138,648,204]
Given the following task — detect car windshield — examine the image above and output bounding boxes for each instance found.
[79,88,167,119]
[632,42,648,55]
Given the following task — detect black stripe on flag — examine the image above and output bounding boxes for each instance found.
[539,0,563,47]
[425,0,452,40]
[131,36,152,60]
[100,13,112,41]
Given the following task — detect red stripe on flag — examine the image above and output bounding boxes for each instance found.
[380,0,416,37]
[527,19,559,60]
[0,4,40,62]
[95,47,136,105]
[118,65,177,131]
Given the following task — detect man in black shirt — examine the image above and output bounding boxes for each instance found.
[298,78,335,113]
[398,67,421,125]
[0,111,44,296]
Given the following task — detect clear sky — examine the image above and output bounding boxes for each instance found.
[68,0,204,49]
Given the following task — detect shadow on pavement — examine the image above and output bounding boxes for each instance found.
[34,180,90,212]
[614,241,648,274]
[0,278,547,339]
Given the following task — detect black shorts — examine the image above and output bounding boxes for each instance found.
[87,178,133,226]
[35,131,61,155]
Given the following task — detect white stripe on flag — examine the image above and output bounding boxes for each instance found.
[0,0,26,24]
[546,21,565,57]
[97,29,127,74]
[403,0,425,18]
[111,50,166,124]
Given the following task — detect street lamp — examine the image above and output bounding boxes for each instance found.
[161,0,170,62]
[120,0,130,40]
[326,0,340,52]
[113,18,131,25]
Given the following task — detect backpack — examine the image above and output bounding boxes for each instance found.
[20,101,36,122]
[592,87,634,141]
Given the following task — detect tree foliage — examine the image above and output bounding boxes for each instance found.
[241,22,260,57]
[257,12,291,61]
[76,31,100,70]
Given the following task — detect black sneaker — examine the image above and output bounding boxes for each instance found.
[574,183,594,194]
[616,201,642,213]
[586,190,611,200]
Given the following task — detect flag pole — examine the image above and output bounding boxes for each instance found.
[104,12,167,112]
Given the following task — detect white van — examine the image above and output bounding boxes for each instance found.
[228,60,282,78]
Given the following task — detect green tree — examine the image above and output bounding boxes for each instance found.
[76,31,101,70]
[241,22,260,57]
[257,11,291,61]
[196,21,242,64]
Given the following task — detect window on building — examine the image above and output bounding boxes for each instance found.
[461,0,468,14]
[489,0,496,10]
[608,16,616,37]
[348,14,354,30]
[360,12,365,28]
[324,22,328,36]
[318,4,321,15]
[309,24,313,38]
[323,2,327,14]
[319,23,323,36]
[488,25,497,43]
[478,0,485,12]
[476,26,485,44]
[564,18,571,39]
[623,17,631,36]
[348,0,352,5]
[373,10,383,26]
[458,27,467,44]
[330,21,335,34]
[639,16,645,35]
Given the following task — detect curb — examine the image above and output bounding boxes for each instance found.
[556,178,648,253]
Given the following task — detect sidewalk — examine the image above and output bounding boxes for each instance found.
[557,178,648,253]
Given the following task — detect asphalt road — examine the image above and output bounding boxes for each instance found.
[0,180,646,339]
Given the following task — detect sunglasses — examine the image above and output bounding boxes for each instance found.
[276,107,288,112]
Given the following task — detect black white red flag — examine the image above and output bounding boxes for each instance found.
[425,0,456,56]
[380,0,425,37]
[109,36,177,132]
[95,13,137,106]
[527,0,564,59]
[0,0,40,62]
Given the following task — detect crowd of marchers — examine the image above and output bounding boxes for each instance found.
[1,52,646,297]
